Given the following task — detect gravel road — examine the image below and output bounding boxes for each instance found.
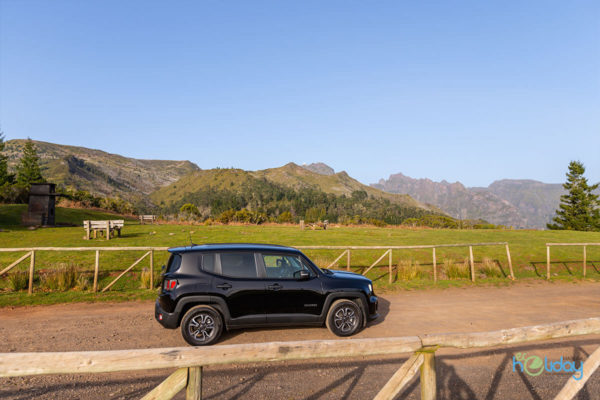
[1,281,599,399]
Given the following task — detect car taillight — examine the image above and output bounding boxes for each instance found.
[164,279,177,291]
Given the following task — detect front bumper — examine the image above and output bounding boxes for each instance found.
[367,295,379,320]
[155,299,179,329]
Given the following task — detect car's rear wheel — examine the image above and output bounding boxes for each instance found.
[181,305,223,346]
[326,299,363,337]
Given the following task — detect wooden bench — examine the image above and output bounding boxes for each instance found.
[83,220,124,240]
[139,215,157,224]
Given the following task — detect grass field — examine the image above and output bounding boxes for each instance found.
[2,205,600,306]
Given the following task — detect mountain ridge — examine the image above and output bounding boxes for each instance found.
[4,139,200,200]
[372,173,565,228]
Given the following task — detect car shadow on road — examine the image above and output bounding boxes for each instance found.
[218,297,391,342]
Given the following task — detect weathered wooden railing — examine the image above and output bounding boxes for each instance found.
[0,317,598,399]
[546,243,600,280]
[0,247,168,294]
[0,243,513,294]
[297,242,514,283]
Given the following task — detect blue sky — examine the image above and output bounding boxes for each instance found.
[1,0,598,187]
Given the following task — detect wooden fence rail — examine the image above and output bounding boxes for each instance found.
[546,243,600,279]
[297,242,514,282]
[0,317,598,399]
[0,243,513,294]
[0,247,169,294]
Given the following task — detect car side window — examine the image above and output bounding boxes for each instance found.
[219,252,258,278]
[201,253,216,274]
[262,253,312,279]
[166,254,182,273]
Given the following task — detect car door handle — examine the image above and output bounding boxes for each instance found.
[267,283,283,291]
[216,283,232,290]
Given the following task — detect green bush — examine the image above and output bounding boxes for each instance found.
[75,274,91,291]
[478,257,503,278]
[140,267,151,289]
[41,264,78,291]
[7,270,28,291]
[396,260,427,281]
[140,267,162,289]
[277,211,293,223]
[444,258,471,280]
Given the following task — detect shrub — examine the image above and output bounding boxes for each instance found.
[7,270,28,291]
[444,258,471,280]
[140,267,152,289]
[217,209,236,224]
[41,264,78,291]
[277,211,293,223]
[75,274,91,291]
[139,267,162,289]
[396,260,427,281]
[478,257,503,278]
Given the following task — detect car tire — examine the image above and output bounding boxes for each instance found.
[181,305,223,346]
[326,299,363,337]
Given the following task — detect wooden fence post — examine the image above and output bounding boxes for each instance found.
[505,244,515,280]
[547,246,551,280]
[388,249,393,284]
[347,249,350,271]
[469,246,475,282]
[105,221,110,241]
[186,366,202,400]
[28,251,35,295]
[432,248,437,283]
[373,353,424,400]
[583,245,587,278]
[93,250,99,292]
[150,250,154,289]
[84,221,90,240]
[420,351,437,400]
[554,345,600,400]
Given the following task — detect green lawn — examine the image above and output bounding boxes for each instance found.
[1,205,600,306]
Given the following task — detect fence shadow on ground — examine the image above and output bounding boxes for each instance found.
[1,338,597,400]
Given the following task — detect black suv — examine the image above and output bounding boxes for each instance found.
[155,243,378,345]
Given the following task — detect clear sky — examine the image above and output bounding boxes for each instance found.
[1,0,598,187]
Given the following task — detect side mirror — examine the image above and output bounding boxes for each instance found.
[161,265,166,271]
[296,270,310,280]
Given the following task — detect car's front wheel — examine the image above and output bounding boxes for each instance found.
[326,299,363,337]
[181,305,223,346]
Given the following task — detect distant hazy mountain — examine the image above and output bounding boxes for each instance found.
[4,139,199,201]
[301,162,335,175]
[486,180,565,228]
[372,173,566,229]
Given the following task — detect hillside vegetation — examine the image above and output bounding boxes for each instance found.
[151,164,442,224]
[4,139,199,201]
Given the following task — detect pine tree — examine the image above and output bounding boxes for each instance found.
[16,138,44,185]
[548,161,600,231]
[0,132,8,185]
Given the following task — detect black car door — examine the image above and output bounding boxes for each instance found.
[260,252,325,323]
[211,251,266,325]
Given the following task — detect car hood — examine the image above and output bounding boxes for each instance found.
[327,269,371,283]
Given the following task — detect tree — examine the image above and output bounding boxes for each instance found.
[548,161,600,231]
[0,132,8,185]
[16,138,44,185]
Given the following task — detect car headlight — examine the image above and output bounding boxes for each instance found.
[368,283,373,293]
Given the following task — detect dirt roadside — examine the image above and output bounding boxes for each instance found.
[1,281,599,399]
